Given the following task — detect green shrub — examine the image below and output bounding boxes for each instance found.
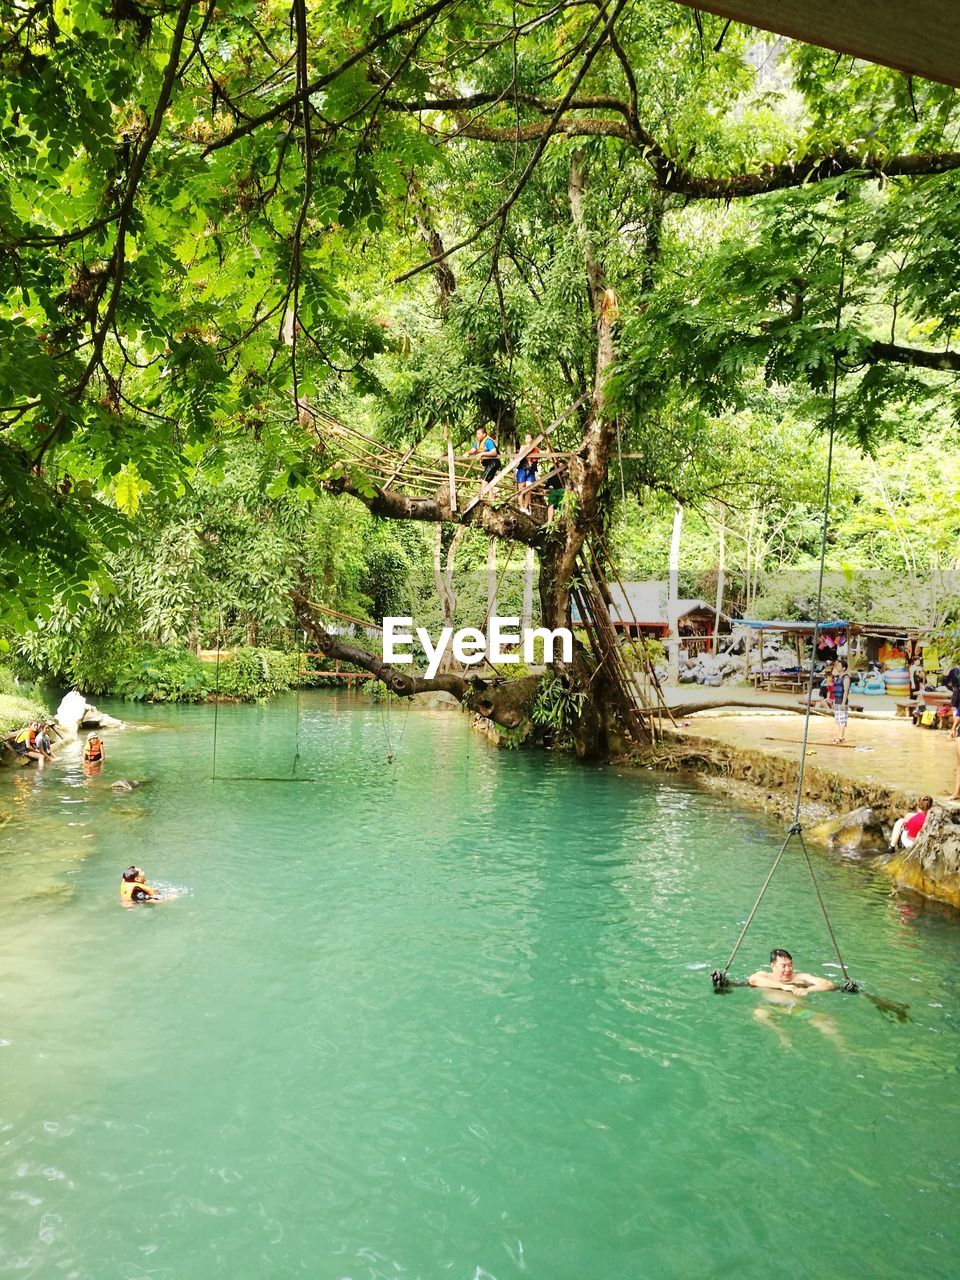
[618,637,665,670]
[531,671,586,742]
[0,663,45,705]
[215,648,300,700]
[118,647,209,702]
[0,691,50,736]
[367,679,388,703]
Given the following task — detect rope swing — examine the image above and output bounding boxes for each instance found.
[210,615,320,783]
[378,684,412,765]
[711,234,861,997]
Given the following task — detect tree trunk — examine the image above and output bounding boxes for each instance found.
[293,591,540,730]
[303,155,659,761]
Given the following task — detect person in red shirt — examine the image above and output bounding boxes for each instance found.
[889,795,933,852]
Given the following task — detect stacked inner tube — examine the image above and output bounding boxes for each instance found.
[884,667,910,695]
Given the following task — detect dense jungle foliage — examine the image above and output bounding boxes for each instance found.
[1,0,958,703]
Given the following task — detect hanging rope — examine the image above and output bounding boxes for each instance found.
[292,628,303,777]
[379,687,395,762]
[379,688,412,765]
[209,619,320,782]
[211,608,222,785]
[712,231,860,996]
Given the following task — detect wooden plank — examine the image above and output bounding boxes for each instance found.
[668,1,960,89]
[447,440,458,513]
[380,443,416,491]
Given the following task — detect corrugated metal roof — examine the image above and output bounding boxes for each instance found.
[740,620,849,631]
[572,581,729,626]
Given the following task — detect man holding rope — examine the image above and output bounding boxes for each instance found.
[749,948,835,994]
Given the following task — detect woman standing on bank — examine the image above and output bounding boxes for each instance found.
[832,657,852,746]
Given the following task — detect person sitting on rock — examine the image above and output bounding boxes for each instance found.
[748,948,835,994]
[12,721,52,767]
[889,796,933,852]
[33,723,56,767]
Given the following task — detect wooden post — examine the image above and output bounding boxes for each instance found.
[667,501,683,684]
[522,545,535,632]
[447,438,458,513]
[487,539,498,644]
[713,515,725,656]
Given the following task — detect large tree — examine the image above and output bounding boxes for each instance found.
[2,0,959,751]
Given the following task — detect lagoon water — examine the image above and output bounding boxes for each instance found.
[0,692,958,1278]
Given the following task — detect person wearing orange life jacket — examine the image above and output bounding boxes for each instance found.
[464,425,500,492]
[12,721,49,766]
[83,732,105,765]
[120,866,161,903]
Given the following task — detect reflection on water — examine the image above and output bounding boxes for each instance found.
[1,692,959,1279]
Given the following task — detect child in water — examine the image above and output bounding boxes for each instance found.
[120,866,161,903]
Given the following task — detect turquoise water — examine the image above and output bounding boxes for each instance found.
[1,692,958,1279]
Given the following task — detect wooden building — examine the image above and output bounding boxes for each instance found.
[574,581,732,651]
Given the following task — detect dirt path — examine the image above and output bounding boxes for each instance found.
[673,711,958,800]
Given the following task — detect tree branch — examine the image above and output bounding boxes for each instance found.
[864,340,960,372]
[383,89,960,196]
[322,467,545,546]
[292,591,541,729]
[394,0,631,284]
[658,148,960,198]
[32,0,200,466]
[202,0,458,154]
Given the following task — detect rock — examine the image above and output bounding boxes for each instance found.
[110,779,141,792]
[55,691,124,738]
[808,806,888,856]
[885,806,960,908]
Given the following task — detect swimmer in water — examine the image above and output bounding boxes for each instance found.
[120,866,161,904]
[748,948,835,994]
[749,949,838,1044]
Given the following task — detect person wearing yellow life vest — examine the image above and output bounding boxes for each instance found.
[12,722,38,757]
[12,721,52,767]
[120,866,161,903]
[83,732,105,765]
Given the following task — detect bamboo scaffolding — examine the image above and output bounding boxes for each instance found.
[575,556,648,747]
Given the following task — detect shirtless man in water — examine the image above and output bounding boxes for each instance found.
[750,949,837,1044]
[749,948,835,994]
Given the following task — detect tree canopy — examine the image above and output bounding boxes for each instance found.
[2,0,958,658]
